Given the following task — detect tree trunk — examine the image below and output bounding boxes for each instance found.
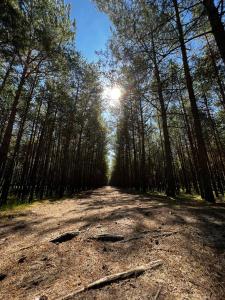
[151,37,176,197]
[0,54,15,92]
[0,73,38,202]
[205,34,225,110]
[203,0,225,65]
[173,0,215,202]
[0,63,28,177]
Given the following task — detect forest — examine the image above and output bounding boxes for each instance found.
[97,0,225,203]
[1,0,225,206]
[0,0,108,207]
[0,1,225,300]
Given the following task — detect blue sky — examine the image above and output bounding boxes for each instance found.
[66,0,112,62]
[65,0,114,165]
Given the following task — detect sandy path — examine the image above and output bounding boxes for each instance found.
[0,186,225,300]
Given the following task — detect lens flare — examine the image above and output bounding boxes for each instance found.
[103,86,122,106]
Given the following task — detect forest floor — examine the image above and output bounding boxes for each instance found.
[0,186,225,300]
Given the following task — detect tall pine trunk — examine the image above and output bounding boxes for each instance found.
[152,37,176,197]
[0,63,28,177]
[173,0,215,202]
[203,0,225,65]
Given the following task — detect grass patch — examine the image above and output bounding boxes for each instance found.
[147,191,165,197]
[0,196,46,213]
[0,191,84,212]
[176,193,203,203]
[147,190,205,204]
[0,200,37,213]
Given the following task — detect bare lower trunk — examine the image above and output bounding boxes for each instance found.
[173,0,215,202]
[152,38,176,197]
[0,63,28,180]
[203,0,225,66]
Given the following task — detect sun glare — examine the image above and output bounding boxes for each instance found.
[111,87,122,100]
[103,86,122,106]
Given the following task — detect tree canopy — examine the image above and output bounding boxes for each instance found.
[95,0,225,203]
[0,0,108,205]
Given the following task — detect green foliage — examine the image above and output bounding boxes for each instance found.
[0,0,108,205]
[96,0,225,200]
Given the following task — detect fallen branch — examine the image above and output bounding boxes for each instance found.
[59,260,163,300]
[10,244,36,254]
[153,231,179,238]
[121,231,179,243]
[154,285,163,300]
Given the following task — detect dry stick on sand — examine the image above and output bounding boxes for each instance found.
[121,231,179,243]
[154,285,163,300]
[59,260,163,300]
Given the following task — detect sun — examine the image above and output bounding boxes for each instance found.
[103,86,122,106]
[110,87,122,101]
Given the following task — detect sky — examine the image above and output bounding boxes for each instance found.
[65,0,115,167]
[65,0,112,62]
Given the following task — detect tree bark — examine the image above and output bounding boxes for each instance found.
[173,0,215,202]
[0,54,15,92]
[0,63,28,177]
[205,34,225,110]
[152,37,176,197]
[203,0,225,66]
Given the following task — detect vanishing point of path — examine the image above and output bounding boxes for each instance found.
[0,187,225,300]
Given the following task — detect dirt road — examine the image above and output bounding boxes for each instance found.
[0,187,225,299]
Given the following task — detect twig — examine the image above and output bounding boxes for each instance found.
[121,231,179,243]
[154,285,163,300]
[59,260,163,300]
